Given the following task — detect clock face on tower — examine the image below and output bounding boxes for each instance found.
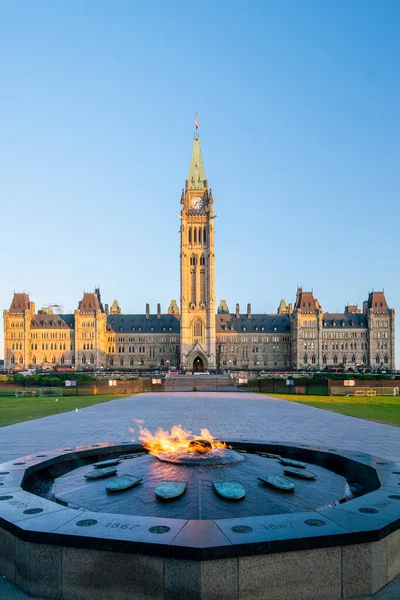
[190,196,203,210]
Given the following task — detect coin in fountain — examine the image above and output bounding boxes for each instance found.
[279,458,307,468]
[213,481,246,500]
[93,459,121,468]
[258,474,295,492]
[155,480,188,500]
[284,467,317,480]
[106,475,143,492]
[85,467,118,480]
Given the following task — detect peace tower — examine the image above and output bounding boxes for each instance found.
[179,133,216,371]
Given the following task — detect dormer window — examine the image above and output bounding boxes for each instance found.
[333,321,336,327]
[323,321,327,327]
[342,321,345,327]
[162,327,166,331]
[273,326,277,331]
[138,327,142,332]
[261,326,264,331]
[150,327,154,331]
[242,326,246,331]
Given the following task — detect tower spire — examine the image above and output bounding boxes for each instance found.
[187,134,206,190]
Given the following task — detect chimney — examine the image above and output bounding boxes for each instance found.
[247,303,251,318]
[146,303,150,319]
[157,303,161,319]
[236,303,240,319]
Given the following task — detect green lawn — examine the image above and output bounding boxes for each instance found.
[270,394,400,426]
[0,395,127,428]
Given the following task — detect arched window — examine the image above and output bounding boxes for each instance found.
[160,358,165,366]
[89,355,94,365]
[120,358,124,366]
[311,355,316,364]
[303,354,308,364]
[19,356,23,364]
[189,227,192,243]
[376,355,380,364]
[108,346,111,353]
[322,355,327,364]
[31,355,36,364]
[203,227,207,243]
[193,319,203,338]
[110,358,113,366]
[132,346,135,353]
[82,355,86,364]
[194,228,197,244]
[200,255,205,266]
[333,355,338,364]
[43,355,47,364]
[351,355,356,363]
[384,355,388,364]
[129,358,133,366]
[60,356,65,365]
[343,355,347,365]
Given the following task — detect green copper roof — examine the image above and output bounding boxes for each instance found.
[188,136,206,189]
[278,299,287,313]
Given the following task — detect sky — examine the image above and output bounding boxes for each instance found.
[0,1,399,364]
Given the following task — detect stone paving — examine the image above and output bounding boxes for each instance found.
[0,391,399,463]
[1,391,400,599]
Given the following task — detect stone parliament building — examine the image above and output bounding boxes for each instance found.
[3,134,396,373]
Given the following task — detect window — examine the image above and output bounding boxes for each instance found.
[51,355,56,364]
[303,354,308,364]
[376,355,380,365]
[193,319,203,338]
[384,355,388,364]
[333,355,338,364]
[322,355,327,365]
[60,356,65,365]
[311,355,316,364]
[120,358,124,366]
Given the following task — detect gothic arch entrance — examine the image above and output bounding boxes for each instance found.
[193,356,204,372]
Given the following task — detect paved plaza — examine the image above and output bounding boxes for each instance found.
[1,391,400,599]
[1,391,400,464]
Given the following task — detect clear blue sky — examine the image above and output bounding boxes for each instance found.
[1,1,399,364]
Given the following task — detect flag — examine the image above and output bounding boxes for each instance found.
[195,113,199,130]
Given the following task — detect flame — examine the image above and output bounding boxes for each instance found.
[138,424,227,456]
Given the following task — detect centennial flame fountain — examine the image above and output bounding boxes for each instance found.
[0,426,399,599]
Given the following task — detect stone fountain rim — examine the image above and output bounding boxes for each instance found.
[0,440,399,561]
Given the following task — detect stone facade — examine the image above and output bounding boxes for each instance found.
[2,135,396,373]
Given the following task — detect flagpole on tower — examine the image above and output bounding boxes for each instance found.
[195,112,199,139]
